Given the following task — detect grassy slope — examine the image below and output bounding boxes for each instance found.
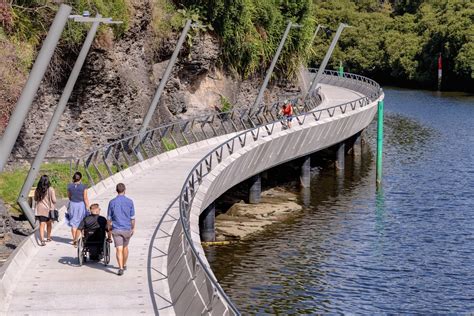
[0,163,71,215]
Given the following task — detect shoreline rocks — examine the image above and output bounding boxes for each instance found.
[215,187,302,241]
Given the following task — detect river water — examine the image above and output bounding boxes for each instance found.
[205,87,474,314]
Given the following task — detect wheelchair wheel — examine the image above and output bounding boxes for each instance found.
[103,238,111,266]
[77,238,84,266]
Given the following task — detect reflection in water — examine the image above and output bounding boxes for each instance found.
[205,88,474,313]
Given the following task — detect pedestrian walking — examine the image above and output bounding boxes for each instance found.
[67,172,89,246]
[107,183,135,276]
[280,101,294,128]
[34,175,56,246]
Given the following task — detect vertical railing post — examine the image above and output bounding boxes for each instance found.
[376,100,384,190]
[0,4,72,172]
[305,23,348,100]
[17,16,101,228]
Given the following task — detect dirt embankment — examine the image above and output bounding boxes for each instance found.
[215,187,302,241]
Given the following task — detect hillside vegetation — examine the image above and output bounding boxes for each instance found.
[0,0,472,133]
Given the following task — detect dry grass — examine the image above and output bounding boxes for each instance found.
[151,0,180,40]
[0,28,31,135]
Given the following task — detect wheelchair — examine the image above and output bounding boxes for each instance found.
[77,226,111,266]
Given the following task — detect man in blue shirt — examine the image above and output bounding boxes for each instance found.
[107,183,135,276]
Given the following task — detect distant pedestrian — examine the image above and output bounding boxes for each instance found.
[67,172,89,246]
[34,175,56,246]
[281,101,294,128]
[107,183,135,276]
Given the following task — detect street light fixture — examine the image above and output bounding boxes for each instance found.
[252,21,302,109]
[16,9,123,227]
[304,23,350,100]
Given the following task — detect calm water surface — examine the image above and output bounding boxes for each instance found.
[206,88,474,314]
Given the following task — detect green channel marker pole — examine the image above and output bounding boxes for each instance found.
[376,100,384,190]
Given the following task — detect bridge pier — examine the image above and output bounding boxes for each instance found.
[199,202,215,242]
[300,156,311,188]
[335,142,345,170]
[248,175,261,204]
[352,131,362,156]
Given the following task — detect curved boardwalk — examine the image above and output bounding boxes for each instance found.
[2,84,365,315]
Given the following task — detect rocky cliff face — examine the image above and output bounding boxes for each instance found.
[11,0,300,160]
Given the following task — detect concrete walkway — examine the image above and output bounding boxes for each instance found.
[3,84,365,315]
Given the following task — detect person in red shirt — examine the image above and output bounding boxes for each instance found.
[281,100,294,128]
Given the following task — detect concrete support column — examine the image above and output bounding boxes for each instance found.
[336,142,345,170]
[300,156,311,188]
[199,202,215,242]
[248,174,261,204]
[352,132,362,156]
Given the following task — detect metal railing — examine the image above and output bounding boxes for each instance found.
[176,71,382,314]
[73,69,379,185]
[73,84,324,186]
[69,69,381,314]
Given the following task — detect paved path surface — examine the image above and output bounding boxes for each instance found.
[4,84,364,315]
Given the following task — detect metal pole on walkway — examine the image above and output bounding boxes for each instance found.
[17,16,101,228]
[139,19,192,136]
[252,21,297,108]
[305,23,348,100]
[0,4,71,172]
[376,100,384,190]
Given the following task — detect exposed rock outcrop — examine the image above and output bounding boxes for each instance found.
[9,1,301,161]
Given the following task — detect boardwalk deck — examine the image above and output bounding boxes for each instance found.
[3,84,365,315]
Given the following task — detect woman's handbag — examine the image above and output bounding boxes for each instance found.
[48,188,59,222]
[49,209,59,222]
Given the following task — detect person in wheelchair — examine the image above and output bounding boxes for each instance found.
[74,203,111,261]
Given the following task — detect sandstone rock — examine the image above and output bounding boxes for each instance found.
[215,187,302,241]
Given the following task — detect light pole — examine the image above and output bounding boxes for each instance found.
[17,13,122,228]
[0,4,71,172]
[305,23,349,100]
[138,19,193,139]
[252,21,302,109]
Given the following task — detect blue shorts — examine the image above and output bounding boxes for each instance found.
[286,115,293,122]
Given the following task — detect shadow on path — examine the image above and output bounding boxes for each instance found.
[58,256,117,275]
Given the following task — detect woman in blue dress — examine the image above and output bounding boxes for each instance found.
[67,172,89,245]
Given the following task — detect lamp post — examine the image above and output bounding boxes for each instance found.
[252,22,301,109]
[138,20,193,139]
[17,13,122,228]
[0,4,71,172]
[305,23,349,100]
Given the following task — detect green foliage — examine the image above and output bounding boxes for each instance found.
[8,0,129,50]
[176,0,315,79]
[67,0,130,37]
[0,163,71,214]
[151,0,190,40]
[220,95,233,112]
[0,162,125,215]
[311,0,473,90]
[161,137,177,151]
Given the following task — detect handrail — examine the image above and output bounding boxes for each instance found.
[74,69,379,188]
[71,69,381,314]
[74,82,323,186]
[177,71,382,314]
